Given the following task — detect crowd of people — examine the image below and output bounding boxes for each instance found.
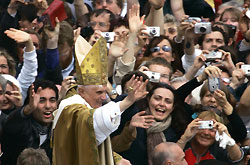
[1,0,250,164]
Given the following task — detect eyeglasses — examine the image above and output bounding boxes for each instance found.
[88,21,108,27]
[150,46,171,53]
[96,0,114,5]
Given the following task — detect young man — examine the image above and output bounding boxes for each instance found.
[1,79,58,165]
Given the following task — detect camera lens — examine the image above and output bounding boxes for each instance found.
[151,76,155,79]
[200,26,207,33]
[105,33,109,37]
[150,29,156,35]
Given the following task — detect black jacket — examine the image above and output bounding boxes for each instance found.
[1,108,52,165]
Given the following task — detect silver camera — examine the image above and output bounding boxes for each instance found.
[205,51,222,62]
[184,17,201,23]
[194,22,211,34]
[198,120,214,129]
[144,71,160,83]
[208,77,220,93]
[241,64,250,76]
[101,32,115,42]
[144,26,160,37]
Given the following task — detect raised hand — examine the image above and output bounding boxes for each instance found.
[5,28,32,43]
[217,49,235,73]
[129,111,154,130]
[109,37,128,59]
[213,89,233,116]
[178,118,201,149]
[4,83,22,107]
[4,28,34,52]
[44,17,60,49]
[126,75,149,102]
[59,76,76,102]
[198,65,222,82]
[230,62,245,89]
[23,85,42,116]
[128,4,145,33]
[148,0,165,9]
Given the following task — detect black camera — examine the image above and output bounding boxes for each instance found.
[241,146,250,155]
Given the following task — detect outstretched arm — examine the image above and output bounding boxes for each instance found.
[4,28,37,101]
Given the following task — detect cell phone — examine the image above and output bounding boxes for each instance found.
[198,120,214,129]
[208,77,220,93]
[144,71,160,83]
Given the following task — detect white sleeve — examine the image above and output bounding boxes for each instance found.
[93,101,122,145]
[181,48,204,77]
[17,47,38,102]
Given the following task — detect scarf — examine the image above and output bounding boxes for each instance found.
[146,111,172,165]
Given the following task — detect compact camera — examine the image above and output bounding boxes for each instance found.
[101,32,115,42]
[194,22,211,34]
[184,17,201,23]
[241,64,250,76]
[144,26,160,37]
[208,77,220,93]
[204,51,223,62]
[198,120,214,129]
[241,146,250,155]
[144,71,160,83]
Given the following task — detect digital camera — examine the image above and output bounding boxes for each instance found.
[198,120,214,129]
[144,26,160,37]
[208,77,220,93]
[241,146,250,155]
[241,64,250,76]
[194,22,211,34]
[205,51,222,62]
[144,71,160,83]
[184,17,201,23]
[101,32,115,42]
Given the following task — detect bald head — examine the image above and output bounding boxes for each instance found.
[152,142,187,165]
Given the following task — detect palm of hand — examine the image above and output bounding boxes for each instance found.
[9,30,31,43]
[110,41,125,58]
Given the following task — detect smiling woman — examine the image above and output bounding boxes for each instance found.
[113,83,190,165]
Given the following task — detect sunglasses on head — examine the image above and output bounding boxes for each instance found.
[150,45,171,53]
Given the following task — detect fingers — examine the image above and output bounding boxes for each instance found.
[36,86,43,95]
[236,62,244,69]
[205,66,221,78]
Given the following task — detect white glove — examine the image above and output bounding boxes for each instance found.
[215,131,235,149]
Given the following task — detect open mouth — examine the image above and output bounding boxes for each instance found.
[44,111,52,118]
[155,108,166,115]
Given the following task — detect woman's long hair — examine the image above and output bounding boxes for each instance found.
[137,83,190,136]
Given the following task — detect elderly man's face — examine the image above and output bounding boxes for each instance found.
[95,0,121,15]
[78,85,107,108]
